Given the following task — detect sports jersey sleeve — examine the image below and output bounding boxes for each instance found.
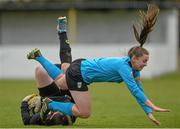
[135,80,152,114]
[118,66,148,107]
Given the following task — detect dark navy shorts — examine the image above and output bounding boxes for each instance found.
[65,59,88,91]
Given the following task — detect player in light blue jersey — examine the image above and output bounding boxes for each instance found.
[27,4,170,126]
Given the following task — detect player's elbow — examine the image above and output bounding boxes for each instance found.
[131,88,139,96]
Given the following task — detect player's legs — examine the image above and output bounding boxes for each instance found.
[27,48,68,90]
[46,78,91,118]
[57,16,72,73]
[35,65,53,88]
[47,90,91,118]
[70,90,91,118]
[27,50,91,118]
[35,64,65,97]
[35,16,72,86]
[34,63,72,97]
[35,16,71,93]
[64,59,91,117]
[43,59,91,118]
[46,77,91,118]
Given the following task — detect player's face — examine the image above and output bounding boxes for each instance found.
[131,54,149,71]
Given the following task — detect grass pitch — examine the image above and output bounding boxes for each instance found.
[0,72,180,128]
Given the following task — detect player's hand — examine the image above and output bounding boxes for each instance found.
[22,94,37,102]
[147,113,161,126]
[153,106,171,112]
[28,95,42,113]
[145,99,171,112]
[22,94,41,113]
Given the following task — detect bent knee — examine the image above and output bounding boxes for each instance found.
[79,111,91,118]
[35,66,46,76]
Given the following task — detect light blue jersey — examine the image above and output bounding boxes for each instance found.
[81,56,152,114]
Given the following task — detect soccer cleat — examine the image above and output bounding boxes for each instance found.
[57,16,67,33]
[27,48,42,59]
[40,97,52,121]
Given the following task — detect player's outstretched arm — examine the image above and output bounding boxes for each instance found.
[145,99,171,126]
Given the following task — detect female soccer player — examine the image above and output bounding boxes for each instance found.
[27,4,170,126]
[21,17,76,125]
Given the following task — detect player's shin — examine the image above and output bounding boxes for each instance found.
[27,48,63,80]
[59,32,72,64]
[35,56,63,80]
[48,101,74,116]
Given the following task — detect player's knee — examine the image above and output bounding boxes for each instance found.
[35,65,45,77]
[79,110,91,118]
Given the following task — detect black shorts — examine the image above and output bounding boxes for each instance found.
[65,59,88,91]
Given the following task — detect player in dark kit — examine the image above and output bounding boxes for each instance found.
[21,94,76,125]
[21,16,76,126]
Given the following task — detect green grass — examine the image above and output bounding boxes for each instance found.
[0,72,180,128]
